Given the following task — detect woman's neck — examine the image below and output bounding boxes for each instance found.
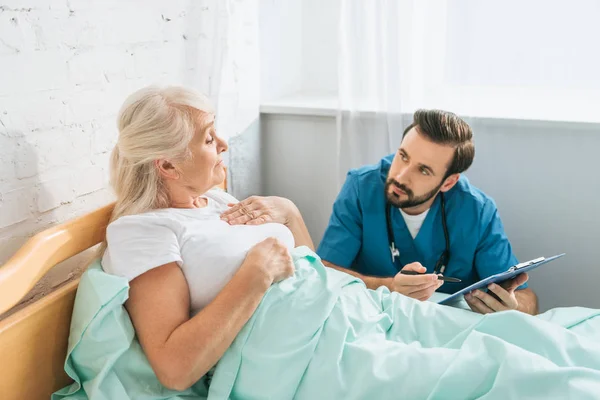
[167,183,209,209]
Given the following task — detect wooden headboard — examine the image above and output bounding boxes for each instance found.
[0,177,226,400]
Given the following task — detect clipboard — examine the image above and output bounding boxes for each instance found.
[438,253,566,305]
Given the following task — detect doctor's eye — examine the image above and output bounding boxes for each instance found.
[420,167,430,176]
[401,154,408,162]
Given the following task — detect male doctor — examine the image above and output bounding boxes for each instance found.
[317,109,538,315]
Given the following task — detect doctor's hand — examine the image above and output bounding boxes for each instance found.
[220,196,299,226]
[464,273,529,314]
[390,263,444,301]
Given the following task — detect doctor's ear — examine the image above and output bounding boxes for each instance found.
[440,173,460,193]
[155,159,180,180]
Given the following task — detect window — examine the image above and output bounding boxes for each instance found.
[260,0,600,123]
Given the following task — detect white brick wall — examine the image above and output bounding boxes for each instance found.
[0,0,259,316]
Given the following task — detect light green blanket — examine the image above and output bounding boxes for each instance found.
[52,261,209,400]
[55,247,600,399]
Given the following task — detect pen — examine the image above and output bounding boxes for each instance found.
[400,270,462,283]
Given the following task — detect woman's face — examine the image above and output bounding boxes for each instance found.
[176,111,228,195]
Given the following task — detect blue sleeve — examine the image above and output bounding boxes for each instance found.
[474,199,528,290]
[316,171,363,269]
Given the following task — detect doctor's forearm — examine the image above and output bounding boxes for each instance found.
[323,261,393,291]
[515,289,538,315]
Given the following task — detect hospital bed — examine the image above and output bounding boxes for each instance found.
[0,178,226,400]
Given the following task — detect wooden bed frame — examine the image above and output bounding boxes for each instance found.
[0,179,226,400]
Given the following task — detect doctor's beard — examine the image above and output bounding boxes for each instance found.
[385,178,444,209]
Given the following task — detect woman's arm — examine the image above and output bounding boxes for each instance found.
[284,205,315,250]
[126,238,293,391]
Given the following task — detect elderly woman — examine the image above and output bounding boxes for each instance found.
[101,85,600,398]
[101,85,311,390]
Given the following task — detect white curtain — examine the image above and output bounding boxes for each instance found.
[336,0,447,186]
[182,0,260,141]
[337,0,402,186]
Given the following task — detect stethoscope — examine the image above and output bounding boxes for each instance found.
[385,192,450,275]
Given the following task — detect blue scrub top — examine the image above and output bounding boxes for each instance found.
[317,154,524,294]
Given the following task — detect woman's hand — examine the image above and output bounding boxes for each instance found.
[220,196,299,226]
[221,196,315,251]
[242,237,295,284]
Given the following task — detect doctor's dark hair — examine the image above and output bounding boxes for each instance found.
[402,109,475,178]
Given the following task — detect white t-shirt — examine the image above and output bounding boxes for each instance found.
[399,208,429,239]
[101,189,295,315]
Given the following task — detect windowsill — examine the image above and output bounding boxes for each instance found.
[260,92,401,117]
[260,92,600,126]
[260,93,337,117]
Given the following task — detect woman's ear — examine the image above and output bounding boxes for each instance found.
[440,173,460,193]
[155,159,180,180]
